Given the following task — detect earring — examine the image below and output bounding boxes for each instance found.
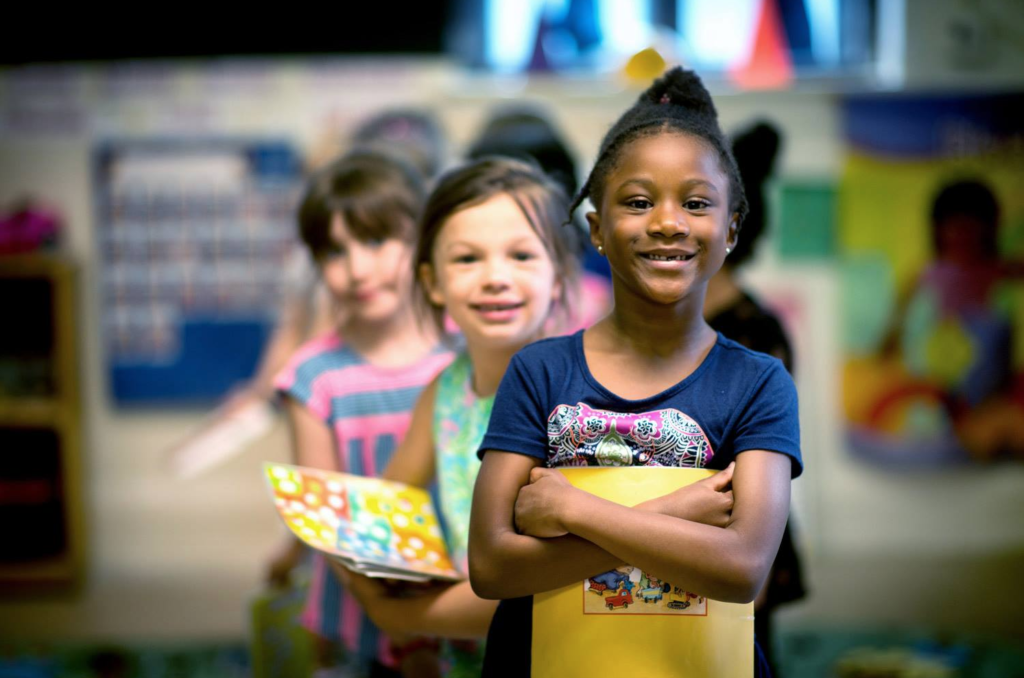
[725,247,732,255]
[597,244,604,255]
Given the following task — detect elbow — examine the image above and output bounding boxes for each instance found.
[687,547,770,603]
[467,540,511,600]
[715,554,771,604]
[716,580,761,605]
[467,556,505,600]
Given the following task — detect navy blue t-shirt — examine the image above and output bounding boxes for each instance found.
[475,330,801,677]
[478,330,801,473]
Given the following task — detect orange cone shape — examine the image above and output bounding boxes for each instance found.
[729,0,794,90]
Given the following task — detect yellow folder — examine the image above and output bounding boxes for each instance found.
[531,467,753,678]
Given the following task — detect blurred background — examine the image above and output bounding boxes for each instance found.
[1,0,1023,676]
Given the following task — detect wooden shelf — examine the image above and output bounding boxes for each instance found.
[0,555,78,584]
[0,397,63,427]
[0,255,83,591]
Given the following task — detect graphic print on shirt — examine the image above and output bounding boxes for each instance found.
[546,402,715,468]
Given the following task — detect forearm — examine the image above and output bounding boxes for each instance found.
[564,490,776,603]
[469,492,727,599]
[469,529,622,600]
[364,582,498,640]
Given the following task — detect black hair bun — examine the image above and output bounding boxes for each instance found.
[731,121,781,183]
[641,67,718,119]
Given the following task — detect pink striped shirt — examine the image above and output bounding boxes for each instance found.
[275,331,453,667]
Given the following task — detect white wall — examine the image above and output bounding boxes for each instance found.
[1,58,1021,641]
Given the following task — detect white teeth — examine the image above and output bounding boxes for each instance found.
[646,254,689,261]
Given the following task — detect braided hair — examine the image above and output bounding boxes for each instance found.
[570,67,748,231]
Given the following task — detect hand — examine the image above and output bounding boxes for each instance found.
[336,567,391,607]
[219,385,266,418]
[265,537,305,588]
[329,560,440,600]
[514,467,577,538]
[639,462,734,528]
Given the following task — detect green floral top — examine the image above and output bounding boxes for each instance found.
[433,351,493,571]
[433,351,493,677]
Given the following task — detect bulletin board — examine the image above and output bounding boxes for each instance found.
[94,139,304,406]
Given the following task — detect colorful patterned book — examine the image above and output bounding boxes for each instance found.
[263,462,462,582]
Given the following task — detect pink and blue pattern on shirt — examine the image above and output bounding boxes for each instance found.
[546,402,714,468]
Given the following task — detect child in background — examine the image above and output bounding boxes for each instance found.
[469,67,802,677]
[176,110,450,479]
[466,105,612,332]
[270,151,453,678]
[338,158,736,675]
[338,156,578,677]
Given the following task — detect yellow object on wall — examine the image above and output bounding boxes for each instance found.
[532,467,753,678]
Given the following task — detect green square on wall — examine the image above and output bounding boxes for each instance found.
[775,181,836,259]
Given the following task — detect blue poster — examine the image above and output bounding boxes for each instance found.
[95,139,302,406]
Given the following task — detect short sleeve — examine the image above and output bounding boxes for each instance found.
[273,341,335,424]
[477,352,551,461]
[731,361,802,477]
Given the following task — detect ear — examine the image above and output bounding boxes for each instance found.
[727,214,740,251]
[586,211,603,251]
[419,262,445,307]
[550,271,563,306]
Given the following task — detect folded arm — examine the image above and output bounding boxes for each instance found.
[516,450,791,603]
[468,451,737,600]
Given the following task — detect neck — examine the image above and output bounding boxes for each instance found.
[703,267,744,320]
[464,341,523,398]
[602,282,713,357]
[340,307,436,366]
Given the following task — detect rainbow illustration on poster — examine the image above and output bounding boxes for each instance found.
[264,462,461,581]
[838,93,1024,466]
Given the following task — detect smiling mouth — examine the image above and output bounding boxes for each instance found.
[640,253,696,262]
[472,302,524,312]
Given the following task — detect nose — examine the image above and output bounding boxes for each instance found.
[344,241,375,281]
[481,256,512,290]
[648,204,689,238]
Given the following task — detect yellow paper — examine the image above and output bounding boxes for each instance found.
[532,467,753,678]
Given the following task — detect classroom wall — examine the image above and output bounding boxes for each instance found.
[1,58,1022,641]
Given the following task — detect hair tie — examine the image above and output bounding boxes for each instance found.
[659,93,671,105]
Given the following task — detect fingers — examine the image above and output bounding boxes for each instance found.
[330,561,352,586]
[709,462,735,490]
[530,466,557,484]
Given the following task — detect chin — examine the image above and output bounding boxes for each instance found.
[476,324,541,348]
[355,300,403,324]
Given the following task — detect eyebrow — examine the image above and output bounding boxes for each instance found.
[618,177,721,194]
[442,234,542,251]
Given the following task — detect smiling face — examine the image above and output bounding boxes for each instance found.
[587,131,738,308]
[421,192,560,350]
[318,212,415,326]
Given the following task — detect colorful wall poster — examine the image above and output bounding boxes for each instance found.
[838,93,1024,465]
[532,467,753,678]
